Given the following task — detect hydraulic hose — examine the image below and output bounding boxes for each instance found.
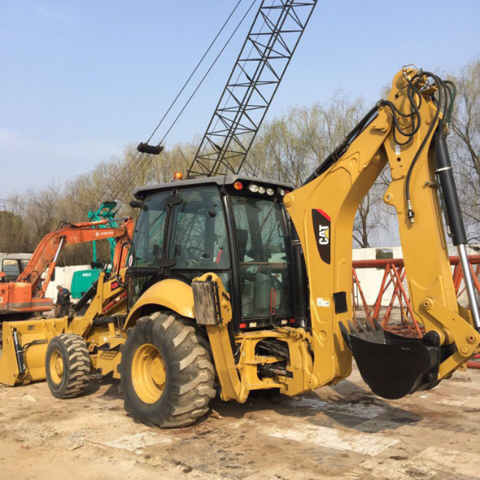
[303,105,379,186]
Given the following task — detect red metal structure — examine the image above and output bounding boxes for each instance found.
[352,255,480,368]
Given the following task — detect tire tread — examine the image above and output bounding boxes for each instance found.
[120,313,215,428]
[46,333,91,399]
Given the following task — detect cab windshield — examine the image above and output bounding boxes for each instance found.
[231,195,292,319]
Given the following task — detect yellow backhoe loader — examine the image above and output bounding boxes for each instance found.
[114,68,480,427]
[1,67,478,430]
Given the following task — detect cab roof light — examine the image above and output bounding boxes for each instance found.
[258,186,265,194]
[234,181,244,190]
[266,188,274,196]
[173,171,183,180]
[248,184,259,193]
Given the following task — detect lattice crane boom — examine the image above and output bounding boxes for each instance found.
[187,0,318,179]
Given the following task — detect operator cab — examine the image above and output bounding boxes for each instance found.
[127,175,304,332]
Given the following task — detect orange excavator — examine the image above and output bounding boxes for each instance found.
[0,218,134,317]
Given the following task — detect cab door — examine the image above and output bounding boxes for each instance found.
[168,186,232,292]
[127,190,173,309]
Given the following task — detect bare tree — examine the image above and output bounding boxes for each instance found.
[449,59,480,241]
[246,94,387,247]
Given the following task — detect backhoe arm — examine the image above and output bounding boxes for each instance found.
[285,67,480,398]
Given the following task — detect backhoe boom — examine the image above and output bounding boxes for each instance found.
[284,67,480,397]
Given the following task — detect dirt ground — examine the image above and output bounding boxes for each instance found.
[1,365,480,480]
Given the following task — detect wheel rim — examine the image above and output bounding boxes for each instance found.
[49,350,64,385]
[132,343,166,404]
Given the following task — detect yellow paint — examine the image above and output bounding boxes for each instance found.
[191,68,480,403]
[49,349,64,385]
[132,343,165,404]
[0,318,65,385]
[2,68,478,408]
[0,270,129,386]
[193,274,314,402]
[285,68,480,387]
[125,279,195,329]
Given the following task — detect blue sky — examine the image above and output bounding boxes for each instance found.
[1,0,479,198]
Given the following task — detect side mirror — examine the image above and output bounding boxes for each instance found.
[129,200,149,212]
[90,261,104,270]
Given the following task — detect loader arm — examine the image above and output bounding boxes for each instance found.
[18,217,134,297]
[285,67,480,398]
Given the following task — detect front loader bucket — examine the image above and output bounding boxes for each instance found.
[0,320,53,386]
[340,320,442,399]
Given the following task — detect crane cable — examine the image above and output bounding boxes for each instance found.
[100,1,250,205]
[145,0,248,145]
[153,0,258,148]
[97,0,258,209]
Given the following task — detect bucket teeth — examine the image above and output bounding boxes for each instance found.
[345,319,385,344]
[356,320,367,338]
[347,320,359,337]
[372,317,383,331]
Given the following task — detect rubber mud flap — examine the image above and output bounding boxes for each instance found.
[340,321,441,399]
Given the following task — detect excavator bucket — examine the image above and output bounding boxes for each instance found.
[340,319,442,399]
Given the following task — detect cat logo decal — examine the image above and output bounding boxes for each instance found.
[312,209,331,264]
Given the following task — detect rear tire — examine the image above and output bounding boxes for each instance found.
[119,312,216,428]
[45,334,91,399]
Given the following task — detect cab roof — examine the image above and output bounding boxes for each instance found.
[133,175,294,200]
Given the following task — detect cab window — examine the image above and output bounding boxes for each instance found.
[231,195,292,319]
[171,187,230,270]
[132,191,170,267]
[2,259,21,282]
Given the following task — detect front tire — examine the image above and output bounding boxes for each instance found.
[119,312,216,428]
[45,334,91,398]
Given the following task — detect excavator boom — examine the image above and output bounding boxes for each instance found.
[0,217,134,316]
